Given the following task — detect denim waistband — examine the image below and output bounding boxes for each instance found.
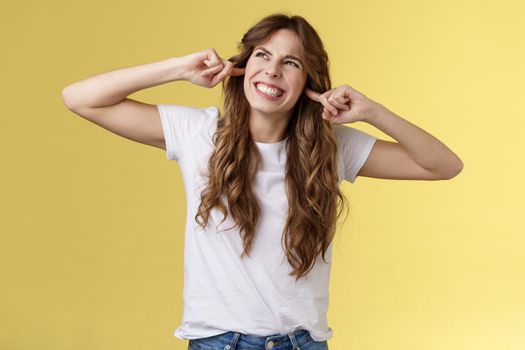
[188,328,322,350]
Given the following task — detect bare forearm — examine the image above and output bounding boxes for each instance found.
[62,56,186,109]
[365,103,463,175]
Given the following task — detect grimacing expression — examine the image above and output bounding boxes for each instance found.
[243,29,308,117]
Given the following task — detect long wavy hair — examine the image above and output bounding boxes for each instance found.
[194,13,349,281]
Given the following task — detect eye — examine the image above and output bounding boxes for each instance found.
[255,51,300,69]
[286,61,300,68]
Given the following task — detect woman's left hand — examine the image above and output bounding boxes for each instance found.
[305,84,379,124]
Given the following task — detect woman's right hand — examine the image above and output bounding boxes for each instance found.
[178,48,245,88]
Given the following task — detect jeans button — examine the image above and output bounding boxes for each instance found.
[225,346,231,350]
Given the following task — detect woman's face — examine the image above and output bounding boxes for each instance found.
[243,29,308,118]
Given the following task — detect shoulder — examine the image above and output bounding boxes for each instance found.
[331,123,363,142]
[331,123,377,142]
[157,104,219,121]
[156,104,220,138]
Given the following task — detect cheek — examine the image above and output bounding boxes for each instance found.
[243,65,261,93]
[243,63,256,82]
[290,77,307,96]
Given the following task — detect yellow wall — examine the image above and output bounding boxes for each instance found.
[1,0,523,349]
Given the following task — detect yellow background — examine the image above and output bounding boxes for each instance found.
[1,0,524,349]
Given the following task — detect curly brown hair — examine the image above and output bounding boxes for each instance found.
[195,13,349,281]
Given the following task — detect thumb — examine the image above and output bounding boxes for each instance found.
[229,67,245,76]
[304,88,321,102]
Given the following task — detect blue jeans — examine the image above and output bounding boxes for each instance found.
[188,328,329,350]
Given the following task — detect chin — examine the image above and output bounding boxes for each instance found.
[246,95,290,115]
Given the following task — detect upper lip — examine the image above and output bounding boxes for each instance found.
[254,81,286,93]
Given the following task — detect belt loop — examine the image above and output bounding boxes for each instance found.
[287,330,301,350]
[225,332,240,350]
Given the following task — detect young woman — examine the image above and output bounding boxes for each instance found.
[62,13,463,350]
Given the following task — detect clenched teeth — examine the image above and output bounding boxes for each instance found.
[256,83,284,97]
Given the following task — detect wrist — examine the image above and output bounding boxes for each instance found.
[362,102,386,124]
[166,56,190,82]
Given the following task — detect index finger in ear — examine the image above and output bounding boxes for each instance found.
[304,88,321,102]
[230,67,245,76]
[219,59,244,77]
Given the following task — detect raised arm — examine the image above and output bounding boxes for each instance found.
[305,84,463,181]
[61,49,244,150]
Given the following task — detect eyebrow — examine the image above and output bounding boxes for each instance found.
[255,47,304,67]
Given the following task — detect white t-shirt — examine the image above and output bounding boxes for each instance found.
[157,104,378,342]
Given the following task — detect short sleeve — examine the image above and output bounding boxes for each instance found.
[156,104,219,161]
[333,124,378,183]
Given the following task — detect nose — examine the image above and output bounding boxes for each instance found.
[265,61,281,78]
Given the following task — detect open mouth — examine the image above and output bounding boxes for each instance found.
[254,82,285,100]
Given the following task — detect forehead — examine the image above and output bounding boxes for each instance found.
[254,29,303,58]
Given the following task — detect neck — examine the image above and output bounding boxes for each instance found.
[249,109,291,143]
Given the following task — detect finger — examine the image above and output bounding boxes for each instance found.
[304,88,321,102]
[336,96,351,110]
[322,108,329,119]
[214,62,233,83]
[219,59,245,77]
[335,95,350,104]
[319,94,339,116]
[200,63,224,77]
[210,61,233,86]
[206,48,222,66]
[322,108,335,122]
[203,58,221,68]
[328,95,349,110]
[230,67,245,76]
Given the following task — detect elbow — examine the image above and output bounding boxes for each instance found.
[442,158,464,180]
[62,86,76,110]
[62,84,83,111]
